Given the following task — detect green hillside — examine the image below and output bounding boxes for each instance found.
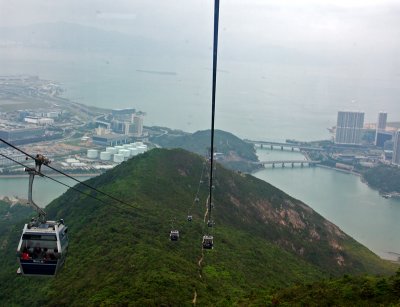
[0,148,397,305]
[363,165,400,194]
[269,272,400,306]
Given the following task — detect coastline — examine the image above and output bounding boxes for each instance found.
[316,164,361,177]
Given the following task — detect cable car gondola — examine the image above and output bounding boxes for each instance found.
[170,230,179,241]
[17,219,68,276]
[202,235,213,249]
[187,215,193,222]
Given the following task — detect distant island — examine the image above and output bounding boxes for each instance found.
[136,69,177,76]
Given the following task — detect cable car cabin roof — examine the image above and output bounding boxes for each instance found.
[23,221,67,234]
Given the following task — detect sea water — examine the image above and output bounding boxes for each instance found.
[254,149,400,260]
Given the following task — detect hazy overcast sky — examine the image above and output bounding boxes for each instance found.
[1,0,399,52]
[1,0,399,74]
[0,0,399,131]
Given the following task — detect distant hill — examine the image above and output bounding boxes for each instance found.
[151,129,261,172]
[0,22,203,58]
[0,149,396,305]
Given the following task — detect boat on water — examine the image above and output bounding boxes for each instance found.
[380,192,400,199]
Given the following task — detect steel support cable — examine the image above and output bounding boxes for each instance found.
[0,153,136,216]
[0,153,131,213]
[188,160,207,216]
[0,138,131,206]
[196,161,207,197]
[208,0,220,223]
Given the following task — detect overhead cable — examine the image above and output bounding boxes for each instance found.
[208,0,220,222]
[0,153,134,214]
[0,138,131,206]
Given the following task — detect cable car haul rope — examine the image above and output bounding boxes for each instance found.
[202,0,220,251]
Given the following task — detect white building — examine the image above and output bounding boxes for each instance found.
[24,116,54,126]
[335,111,364,145]
[24,116,39,124]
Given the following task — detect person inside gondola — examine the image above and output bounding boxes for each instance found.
[21,247,30,260]
[42,248,49,260]
[53,248,59,259]
[32,244,42,259]
[42,248,56,261]
[48,250,56,260]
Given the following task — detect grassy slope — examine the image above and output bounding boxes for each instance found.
[0,149,397,305]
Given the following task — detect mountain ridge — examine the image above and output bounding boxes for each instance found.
[0,148,396,305]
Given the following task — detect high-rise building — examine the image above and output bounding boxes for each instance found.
[375,131,393,148]
[376,112,387,130]
[133,114,144,137]
[375,112,388,146]
[335,111,365,145]
[392,130,400,165]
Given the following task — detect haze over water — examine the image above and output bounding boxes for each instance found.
[1,46,399,142]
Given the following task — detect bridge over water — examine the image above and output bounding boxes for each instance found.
[245,139,323,151]
[258,160,321,168]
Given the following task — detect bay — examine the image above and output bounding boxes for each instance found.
[0,176,93,207]
[253,148,400,260]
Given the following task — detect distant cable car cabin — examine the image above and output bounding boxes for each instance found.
[17,219,68,276]
[187,215,193,222]
[202,235,213,249]
[207,219,214,228]
[170,230,179,241]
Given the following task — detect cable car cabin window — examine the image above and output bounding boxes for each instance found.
[21,234,58,260]
[59,231,68,248]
